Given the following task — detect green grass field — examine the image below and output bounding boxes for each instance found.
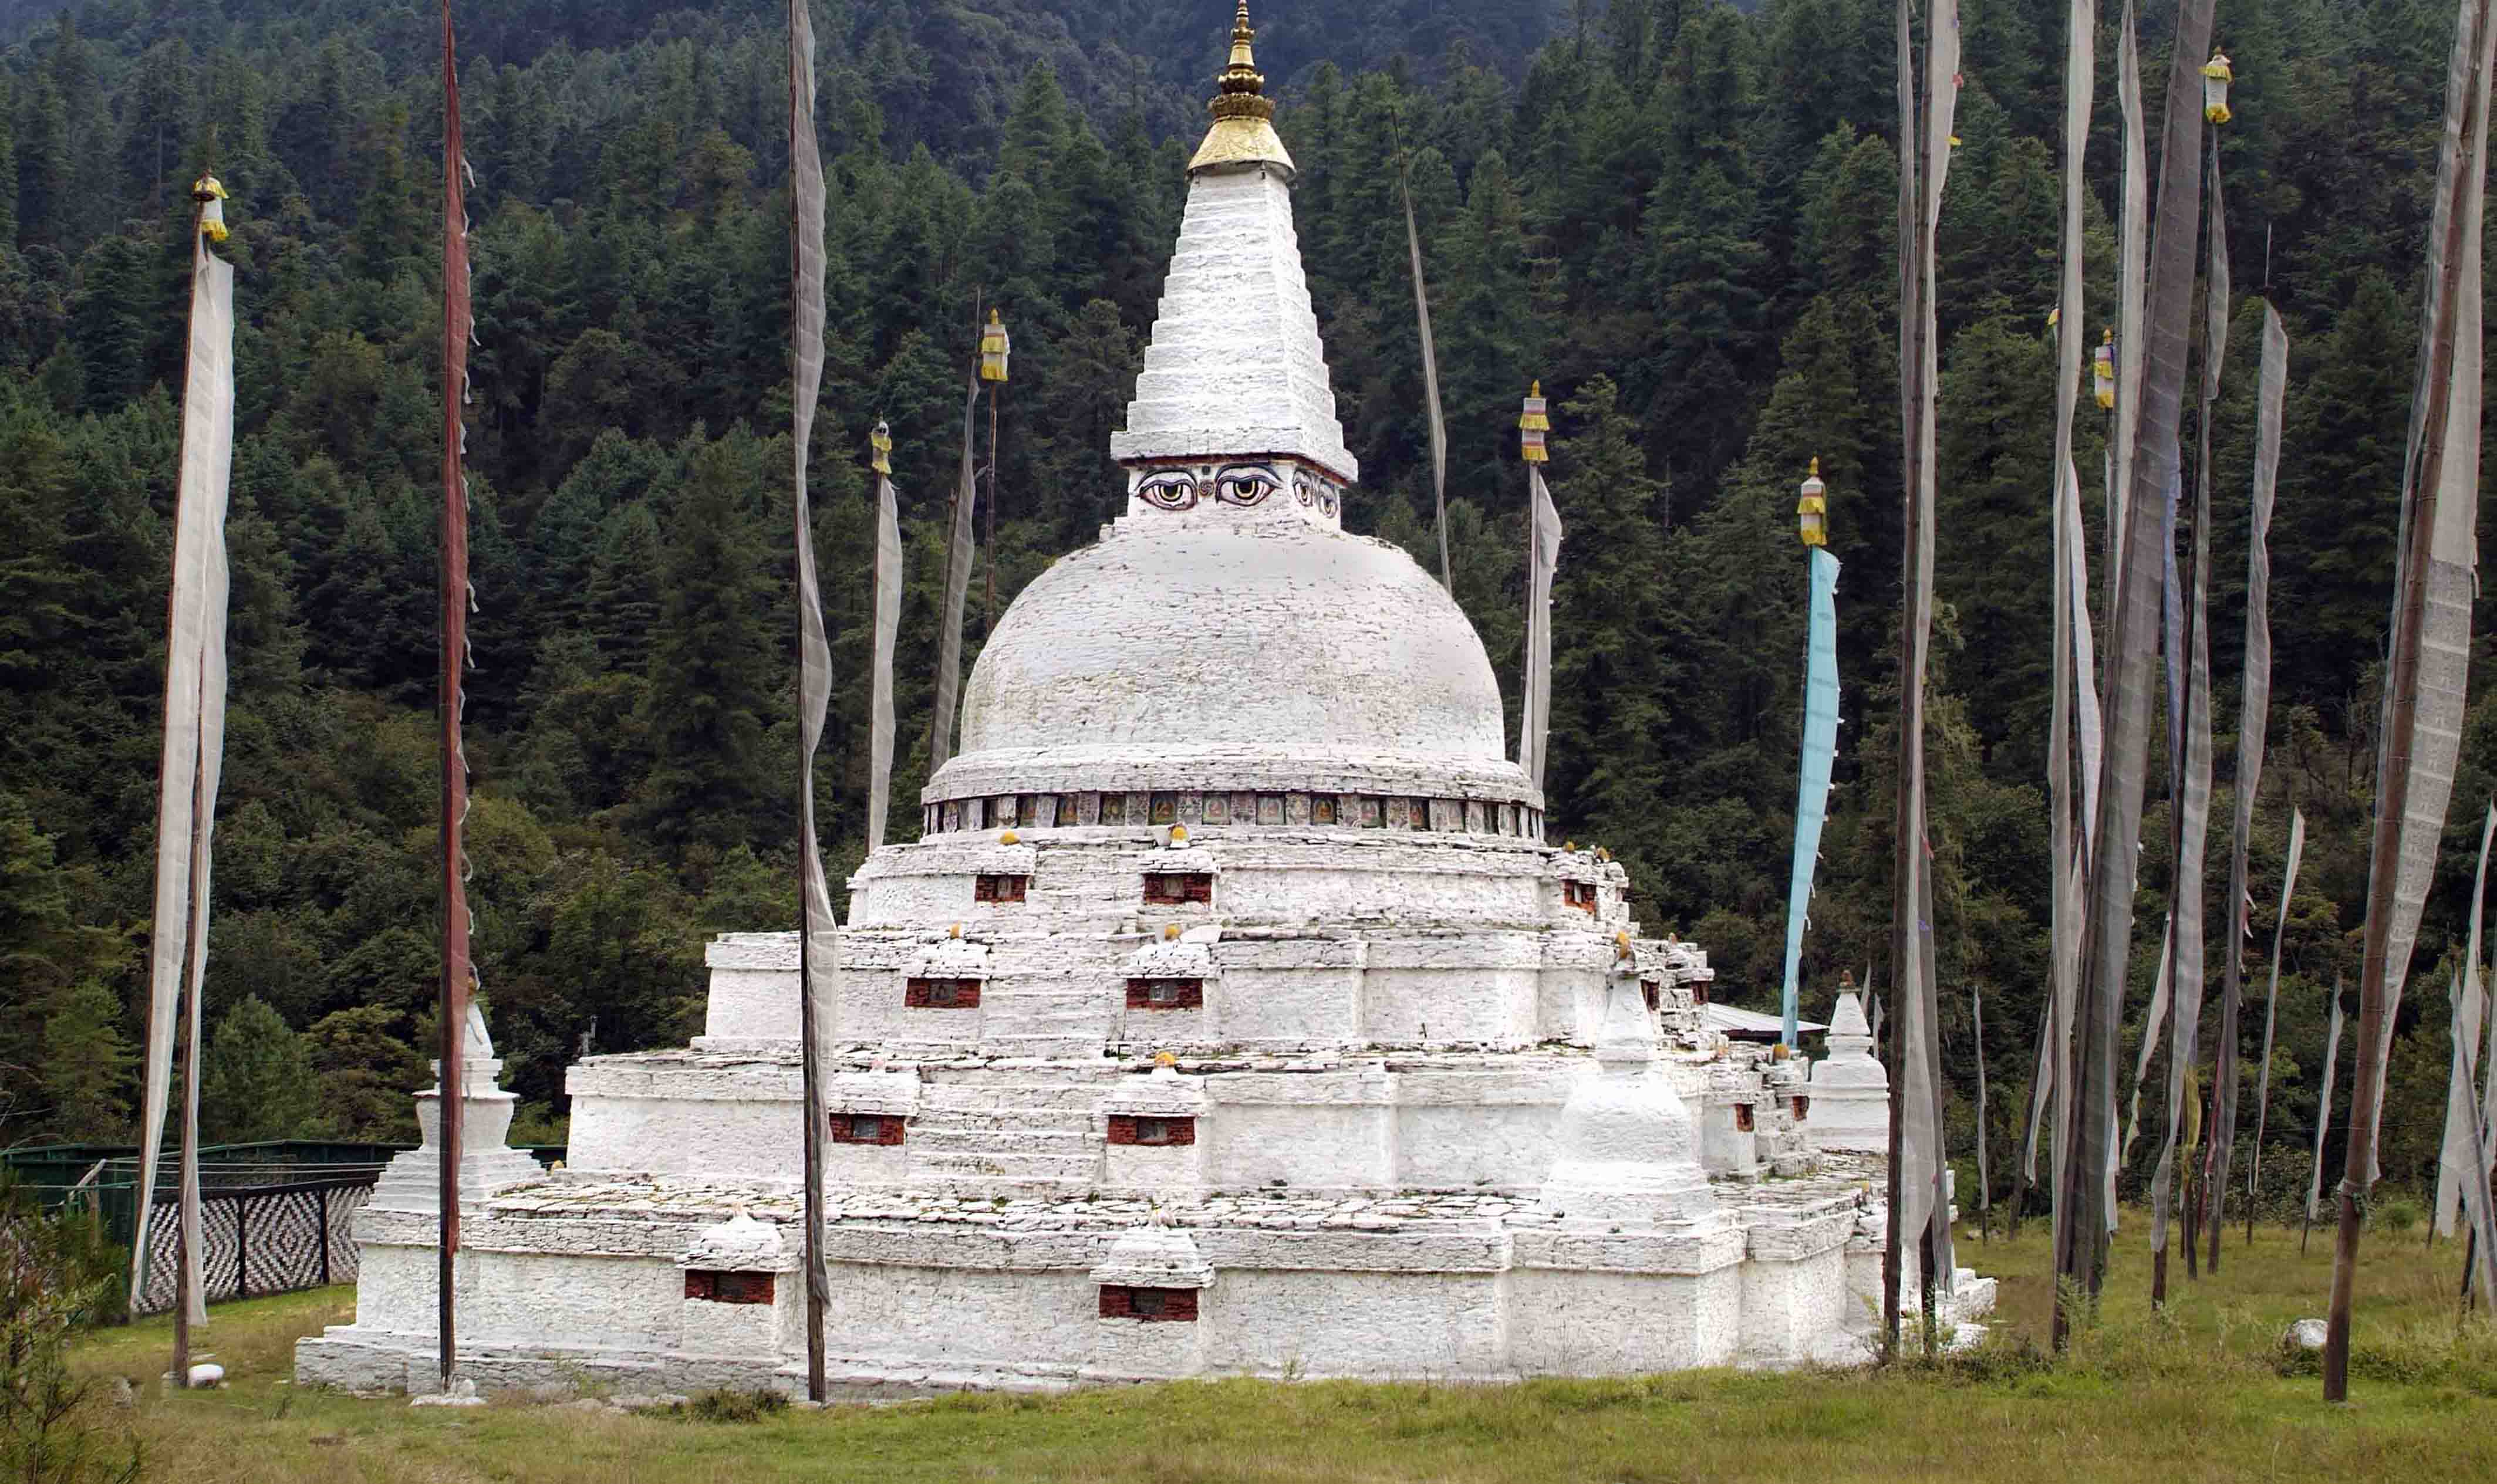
[63,1220,2497,1482]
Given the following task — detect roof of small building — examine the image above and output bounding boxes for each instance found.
[1703,1003,1829,1041]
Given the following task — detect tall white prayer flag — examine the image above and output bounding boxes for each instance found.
[131,184,235,1320]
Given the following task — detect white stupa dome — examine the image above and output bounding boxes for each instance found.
[932,514,1528,806]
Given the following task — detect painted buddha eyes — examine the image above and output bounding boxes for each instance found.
[1133,464,1302,512]
[1212,464,1281,506]
[1137,472,1200,511]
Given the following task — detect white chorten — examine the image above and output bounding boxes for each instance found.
[1807,981,1891,1152]
[298,4,1987,1396]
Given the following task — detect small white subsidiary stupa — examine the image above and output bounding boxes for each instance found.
[1807,975,1891,1152]
[298,4,1987,1395]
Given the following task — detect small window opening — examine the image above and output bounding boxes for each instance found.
[975,874,1029,902]
[1791,1096,1811,1122]
[684,1270,776,1304]
[1143,871,1214,905]
[1099,1284,1198,1321]
[1734,1104,1756,1133]
[1126,977,1204,1009]
[905,976,983,1009]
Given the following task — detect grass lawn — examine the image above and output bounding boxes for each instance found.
[64,1219,2497,1482]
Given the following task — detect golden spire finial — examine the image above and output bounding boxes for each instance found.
[1189,0,1294,177]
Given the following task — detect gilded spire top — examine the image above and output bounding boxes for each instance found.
[1189,1,1294,176]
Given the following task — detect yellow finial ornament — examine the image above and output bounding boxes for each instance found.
[1189,2,1295,175]
[1797,458,1828,547]
[980,309,1011,383]
[2201,50,2234,124]
[869,420,893,476]
[2093,329,2117,410]
[192,174,230,244]
[999,829,1020,845]
[1519,381,1550,464]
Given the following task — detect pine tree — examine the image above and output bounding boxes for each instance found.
[632,434,778,862]
[584,501,666,672]
[2276,267,2411,712]
[303,1006,426,1142]
[1542,377,1690,900]
[198,994,319,1145]
[36,980,131,1143]
[0,75,17,247]
[1932,313,2057,778]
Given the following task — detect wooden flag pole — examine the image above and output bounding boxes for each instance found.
[436,0,474,1394]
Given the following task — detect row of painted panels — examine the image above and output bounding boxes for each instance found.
[924,790,1547,839]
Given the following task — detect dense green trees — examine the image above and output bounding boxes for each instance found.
[0,0,2483,1206]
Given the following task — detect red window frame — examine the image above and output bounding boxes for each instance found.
[1098,1284,1198,1321]
[1107,1114,1196,1147]
[1142,872,1214,905]
[1125,977,1205,1009]
[684,1270,777,1304]
[831,1113,905,1145]
[974,874,1029,903]
[904,977,983,1009]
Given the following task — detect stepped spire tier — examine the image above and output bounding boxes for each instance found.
[1114,3,1349,484]
[298,13,1993,1400]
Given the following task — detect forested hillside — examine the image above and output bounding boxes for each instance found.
[1,0,2489,1204]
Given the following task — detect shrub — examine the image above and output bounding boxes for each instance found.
[0,1179,140,1483]
[677,1388,790,1424]
[2370,1196,2425,1235]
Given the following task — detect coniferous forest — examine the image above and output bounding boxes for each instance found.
[1,0,2490,1209]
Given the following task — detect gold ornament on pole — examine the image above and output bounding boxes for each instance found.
[191,174,230,243]
[869,418,893,476]
[2094,328,2118,410]
[1797,458,1828,547]
[979,309,1011,383]
[1519,381,1550,463]
[2201,50,2234,124]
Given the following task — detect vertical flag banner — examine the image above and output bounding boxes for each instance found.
[2306,988,2344,1235]
[131,178,235,1321]
[2216,306,2290,1247]
[2152,147,2229,1269]
[929,377,979,773]
[1403,181,1450,588]
[2248,806,2304,1212]
[866,424,902,851]
[2360,0,2491,1191]
[2039,0,2097,1265]
[1889,0,1959,1348]
[787,0,836,1402]
[1521,462,1562,795]
[1779,547,1841,1047]
[2434,803,2496,1235]
[2063,0,2218,1341]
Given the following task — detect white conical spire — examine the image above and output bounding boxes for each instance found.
[1109,5,1356,485]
